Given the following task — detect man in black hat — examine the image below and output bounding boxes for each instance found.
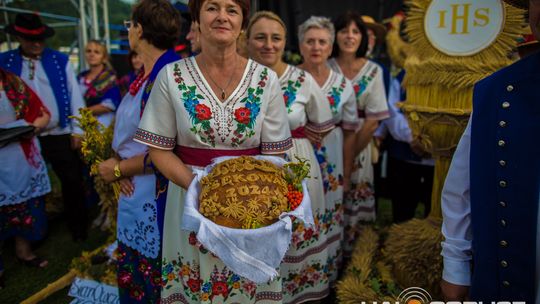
[441,0,540,301]
[0,13,88,241]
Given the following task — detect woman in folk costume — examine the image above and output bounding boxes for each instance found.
[0,68,51,288]
[96,0,181,302]
[327,11,389,256]
[246,12,335,302]
[78,40,121,128]
[295,16,360,283]
[134,0,294,302]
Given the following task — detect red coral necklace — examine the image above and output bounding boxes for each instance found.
[129,70,149,96]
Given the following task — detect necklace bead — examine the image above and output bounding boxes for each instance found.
[129,70,149,96]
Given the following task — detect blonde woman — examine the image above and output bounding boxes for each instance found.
[77,39,121,128]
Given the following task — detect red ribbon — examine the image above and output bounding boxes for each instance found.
[174,145,260,167]
[14,25,46,35]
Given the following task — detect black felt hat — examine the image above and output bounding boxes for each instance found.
[5,13,55,41]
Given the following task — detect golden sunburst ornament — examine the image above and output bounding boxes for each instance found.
[404,0,526,89]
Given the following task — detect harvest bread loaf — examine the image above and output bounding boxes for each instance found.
[199,156,289,229]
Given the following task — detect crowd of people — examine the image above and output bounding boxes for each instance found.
[0,0,538,302]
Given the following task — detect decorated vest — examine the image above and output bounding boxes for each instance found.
[470,51,540,302]
[0,48,71,128]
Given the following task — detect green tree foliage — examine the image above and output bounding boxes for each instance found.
[2,0,132,49]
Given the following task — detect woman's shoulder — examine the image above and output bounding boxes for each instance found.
[163,57,191,71]
[247,59,279,83]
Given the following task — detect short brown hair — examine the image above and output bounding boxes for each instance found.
[189,0,250,29]
[131,0,182,50]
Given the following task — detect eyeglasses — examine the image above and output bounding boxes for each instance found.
[124,20,132,31]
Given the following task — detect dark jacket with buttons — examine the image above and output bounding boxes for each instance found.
[469,50,540,301]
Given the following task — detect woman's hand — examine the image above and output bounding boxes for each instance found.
[118,178,134,197]
[31,108,50,134]
[98,157,119,183]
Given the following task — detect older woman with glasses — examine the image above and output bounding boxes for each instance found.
[246,11,335,302]
[97,0,181,302]
[295,16,360,285]
[327,11,389,257]
[134,0,293,302]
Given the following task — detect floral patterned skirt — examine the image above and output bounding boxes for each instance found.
[160,182,283,304]
[281,138,331,304]
[0,197,47,242]
[116,171,167,303]
[0,197,47,273]
[313,127,345,285]
[343,144,375,257]
[117,241,163,303]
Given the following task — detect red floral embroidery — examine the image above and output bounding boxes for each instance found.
[129,285,145,301]
[118,271,133,288]
[234,107,251,125]
[187,278,201,292]
[195,104,212,121]
[212,281,229,298]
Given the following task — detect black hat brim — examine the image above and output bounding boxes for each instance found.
[4,24,55,40]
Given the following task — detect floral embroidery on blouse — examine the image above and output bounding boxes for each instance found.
[281,69,305,113]
[174,63,217,147]
[327,76,347,115]
[353,65,378,99]
[231,67,268,147]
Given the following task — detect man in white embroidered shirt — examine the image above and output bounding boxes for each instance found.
[0,13,88,241]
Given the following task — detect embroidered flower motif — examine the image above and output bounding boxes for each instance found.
[282,70,305,113]
[196,104,212,121]
[282,262,328,296]
[230,68,268,147]
[116,244,162,302]
[327,76,347,115]
[212,281,229,298]
[354,66,376,99]
[162,257,259,301]
[23,215,33,226]
[234,107,251,125]
[174,63,216,146]
[187,278,201,292]
[129,285,145,301]
[314,143,342,194]
[118,270,133,288]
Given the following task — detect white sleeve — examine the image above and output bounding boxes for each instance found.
[135,66,177,150]
[441,118,473,286]
[66,63,86,135]
[305,75,334,133]
[381,78,412,143]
